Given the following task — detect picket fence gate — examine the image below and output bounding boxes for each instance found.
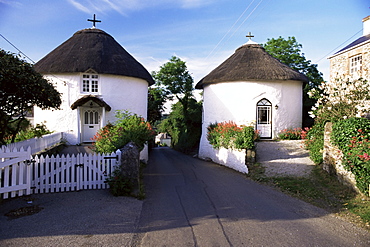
[0,147,121,199]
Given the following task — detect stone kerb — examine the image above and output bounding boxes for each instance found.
[323,122,360,193]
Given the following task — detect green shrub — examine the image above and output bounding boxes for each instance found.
[304,123,325,164]
[11,123,52,143]
[157,99,202,154]
[105,167,133,196]
[207,121,257,150]
[92,110,155,154]
[331,117,370,195]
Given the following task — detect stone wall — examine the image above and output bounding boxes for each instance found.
[120,142,140,195]
[329,39,370,81]
[323,122,360,193]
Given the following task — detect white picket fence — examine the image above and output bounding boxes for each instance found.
[0,147,121,199]
[1,132,64,155]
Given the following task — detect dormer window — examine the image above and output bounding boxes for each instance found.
[81,74,99,94]
[350,54,362,74]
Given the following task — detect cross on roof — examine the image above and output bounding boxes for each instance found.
[246,32,254,41]
[87,14,101,28]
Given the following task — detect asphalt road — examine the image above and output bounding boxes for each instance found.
[133,147,370,246]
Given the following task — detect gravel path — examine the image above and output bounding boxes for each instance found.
[256,140,315,177]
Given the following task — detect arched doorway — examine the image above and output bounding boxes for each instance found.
[71,95,111,143]
[256,98,272,139]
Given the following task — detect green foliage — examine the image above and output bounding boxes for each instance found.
[0,49,61,145]
[263,36,324,127]
[152,56,197,151]
[277,127,309,140]
[207,121,257,150]
[11,123,52,143]
[152,56,193,99]
[92,110,155,154]
[305,123,325,164]
[331,117,370,195]
[147,87,167,124]
[105,167,133,197]
[158,99,202,153]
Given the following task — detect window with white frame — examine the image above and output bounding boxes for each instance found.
[82,74,99,93]
[350,55,362,74]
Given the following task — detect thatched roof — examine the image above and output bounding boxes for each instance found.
[34,28,154,85]
[71,95,111,111]
[195,43,308,89]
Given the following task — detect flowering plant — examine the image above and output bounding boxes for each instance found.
[308,77,370,121]
[305,77,370,165]
[331,117,370,194]
[207,121,258,150]
[277,127,310,140]
[92,110,155,153]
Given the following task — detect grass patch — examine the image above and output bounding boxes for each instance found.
[247,163,370,230]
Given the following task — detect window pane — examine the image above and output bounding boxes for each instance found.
[94,111,99,124]
[90,112,93,124]
[91,80,98,92]
[84,112,89,124]
[350,55,362,74]
[257,99,271,106]
[83,80,89,92]
[258,107,270,124]
[82,74,99,93]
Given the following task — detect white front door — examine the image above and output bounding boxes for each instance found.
[256,99,272,139]
[82,108,101,142]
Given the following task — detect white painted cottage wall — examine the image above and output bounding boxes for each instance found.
[34,73,79,145]
[100,75,148,123]
[198,80,302,172]
[34,73,149,161]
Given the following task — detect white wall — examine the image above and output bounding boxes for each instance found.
[198,80,302,172]
[34,74,79,145]
[34,73,149,162]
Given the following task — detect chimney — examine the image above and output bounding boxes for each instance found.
[363,15,370,36]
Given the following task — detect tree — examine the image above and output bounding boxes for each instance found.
[152,56,194,127]
[158,99,202,153]
[0,49,62,145]
[263,36,324,127]
[147,86,167,124]
[152,56,201,153]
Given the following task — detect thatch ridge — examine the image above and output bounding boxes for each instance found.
[195,44,308,89]
[34,28,154,85]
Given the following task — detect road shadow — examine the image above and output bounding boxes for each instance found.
[0,190,143,246]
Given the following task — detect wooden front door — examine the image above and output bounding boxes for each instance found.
[82,108,101,142]
[256,99,272,139]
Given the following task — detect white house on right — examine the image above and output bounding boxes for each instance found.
[195,37,308,172]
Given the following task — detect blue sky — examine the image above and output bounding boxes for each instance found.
[0,0,369,84]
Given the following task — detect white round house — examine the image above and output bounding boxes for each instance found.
[195,39,308,171]
[33,28,154,159]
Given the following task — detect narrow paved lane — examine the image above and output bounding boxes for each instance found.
[133,147,369,246]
